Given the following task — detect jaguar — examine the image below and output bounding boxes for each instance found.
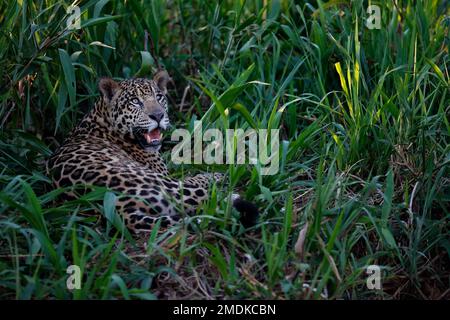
[47,71,258,232]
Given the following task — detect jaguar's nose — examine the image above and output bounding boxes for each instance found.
[149,111,164,122]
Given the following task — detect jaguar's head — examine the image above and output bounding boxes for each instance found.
[98,71,171,151]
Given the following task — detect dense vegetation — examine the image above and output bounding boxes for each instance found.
[0,0,449,299]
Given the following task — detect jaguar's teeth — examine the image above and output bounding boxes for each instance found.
[143,133,152,143]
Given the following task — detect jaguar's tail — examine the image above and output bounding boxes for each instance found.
[232,195,259,228]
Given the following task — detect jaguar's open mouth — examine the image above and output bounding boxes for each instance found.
[134,127,163,150]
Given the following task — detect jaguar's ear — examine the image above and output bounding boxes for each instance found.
[99,78,120,103]
[153,70,170,94]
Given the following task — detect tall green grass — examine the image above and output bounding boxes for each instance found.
[0,0,449,299]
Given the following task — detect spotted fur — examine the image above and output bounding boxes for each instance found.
[47,71,255,232]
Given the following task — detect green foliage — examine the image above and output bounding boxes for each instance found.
[0,0,449,299]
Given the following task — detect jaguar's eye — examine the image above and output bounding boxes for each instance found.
[156,94,165,104]
[130,98,141,105]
